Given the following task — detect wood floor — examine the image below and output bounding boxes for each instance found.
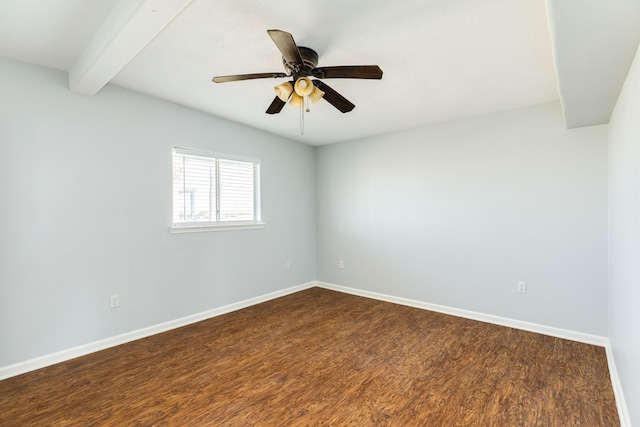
[0,287,619,426]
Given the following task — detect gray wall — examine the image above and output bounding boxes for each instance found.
[316,102,609,336]
[608,43,640,424]
[0,55,625,396]
[0,58,317,366]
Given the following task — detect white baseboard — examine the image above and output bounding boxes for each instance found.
[605,344,632,427]
[315,282,608,346]
[1,280,629,426]
[0,282,316,381]
[316,281,630,425]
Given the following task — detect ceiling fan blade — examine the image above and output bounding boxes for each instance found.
[312,65,383,79]
[313,80,355,113]
[213,72,288,83]
[266,96,286,114]
[267,29,303,67]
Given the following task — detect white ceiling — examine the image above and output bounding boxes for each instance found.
[1,0,639,145]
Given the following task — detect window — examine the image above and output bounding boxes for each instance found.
[171,147,263,233]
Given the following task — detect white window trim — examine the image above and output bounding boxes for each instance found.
[169,221,265,233]
[173,147,260,164]
[170,147,263,233]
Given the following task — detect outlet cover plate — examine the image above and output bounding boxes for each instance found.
[517,282,527,294]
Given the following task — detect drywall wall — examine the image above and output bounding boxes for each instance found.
[608,42,640,425]
[0,58,316,367]
[0,56,614,374]
[316,102,608,336]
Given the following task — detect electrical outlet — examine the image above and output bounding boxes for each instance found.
[339,260,344,269]
[110,294,119,308]
[285,261,290,270]
[517,282,527,294]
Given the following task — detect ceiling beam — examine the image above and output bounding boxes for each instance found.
[546,0,640,128]
[69,0,193,95]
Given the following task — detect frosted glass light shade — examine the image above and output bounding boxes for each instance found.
[274,81,293,102]
[308,86,325,104]
[289,92,304,107]
[294,77,313,96]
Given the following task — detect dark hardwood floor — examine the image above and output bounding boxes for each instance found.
[0,287,619,426]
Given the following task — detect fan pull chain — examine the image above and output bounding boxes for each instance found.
[299,96,312,135]
[299,100,304,135]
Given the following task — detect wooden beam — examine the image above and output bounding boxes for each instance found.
[69,0,193,95]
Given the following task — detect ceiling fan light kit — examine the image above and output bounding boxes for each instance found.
[307,85,325,104]
[274,81,293,102]
[294,77,313,96]
[289,92,304,108]
[212,29,383,135]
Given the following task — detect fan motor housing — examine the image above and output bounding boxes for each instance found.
[283,46,318,77]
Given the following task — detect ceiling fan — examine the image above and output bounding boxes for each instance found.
[212,29,383,116]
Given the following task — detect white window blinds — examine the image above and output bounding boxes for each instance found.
[172,148,261,228]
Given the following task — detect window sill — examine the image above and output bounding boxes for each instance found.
[169,221,265,234]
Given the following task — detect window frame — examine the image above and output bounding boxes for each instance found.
[169,147,264,234]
